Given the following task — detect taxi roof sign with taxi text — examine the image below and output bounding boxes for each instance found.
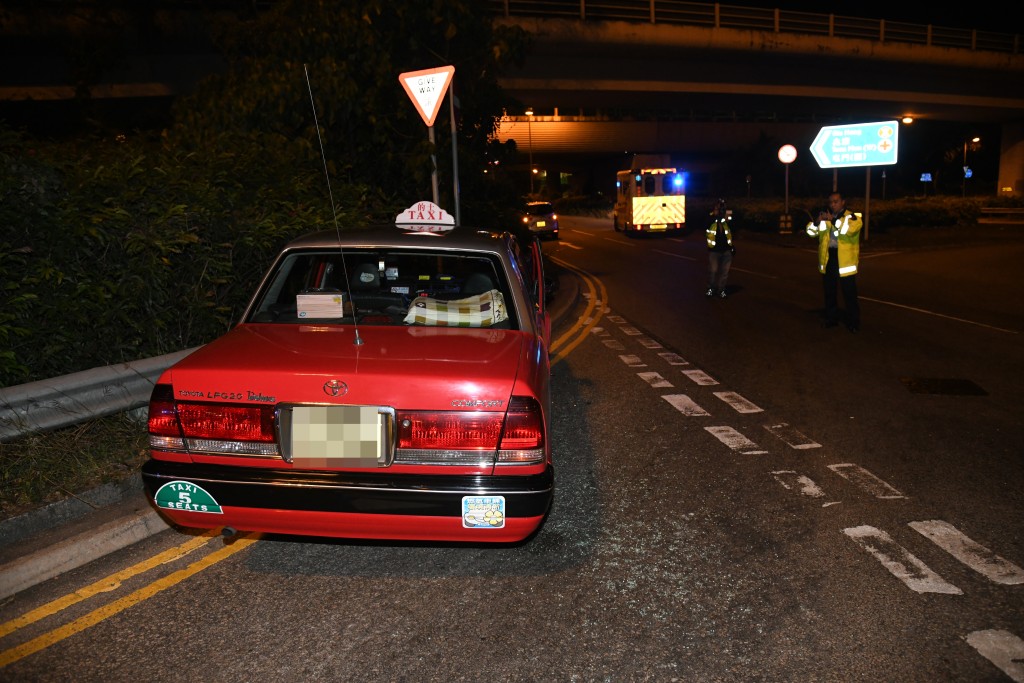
[395,201,455,233]
[399,66,455,127]
[810,120,899,169]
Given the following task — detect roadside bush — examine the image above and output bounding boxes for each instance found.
[0,126,370,387]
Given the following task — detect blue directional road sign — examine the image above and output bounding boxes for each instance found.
[810,120,899,169]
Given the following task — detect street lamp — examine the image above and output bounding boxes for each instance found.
[962,136,980,197]
[525,107,534,194]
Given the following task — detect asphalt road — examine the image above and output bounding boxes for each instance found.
[1,217,1022,681]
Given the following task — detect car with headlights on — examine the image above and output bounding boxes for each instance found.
[142,201,553,543]
[522,201,559,240]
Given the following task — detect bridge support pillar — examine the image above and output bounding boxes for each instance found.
[999,123,1024,196]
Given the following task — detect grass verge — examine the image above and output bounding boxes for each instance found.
[0,413,149,522]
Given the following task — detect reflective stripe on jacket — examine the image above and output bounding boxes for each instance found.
[805,210,863,276]
[706,219,733,250]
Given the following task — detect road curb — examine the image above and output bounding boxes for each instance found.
[0,490,171,600]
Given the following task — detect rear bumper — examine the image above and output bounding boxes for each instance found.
[141,459,553,543]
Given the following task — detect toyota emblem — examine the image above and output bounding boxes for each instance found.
[323,380,348,397]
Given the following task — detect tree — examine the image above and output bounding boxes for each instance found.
[169,0,529,221]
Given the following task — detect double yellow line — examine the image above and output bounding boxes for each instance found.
[547,256,606,365]
[0,530,260,667]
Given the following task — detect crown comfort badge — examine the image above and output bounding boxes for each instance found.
[154,481,223,514]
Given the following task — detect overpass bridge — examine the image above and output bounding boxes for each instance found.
[488,1,1024,197]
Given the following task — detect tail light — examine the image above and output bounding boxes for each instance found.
[395,396,545,466]
[149,384,545,467]
[148,384,279,457]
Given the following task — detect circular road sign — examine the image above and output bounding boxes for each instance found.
[778,144,797,164]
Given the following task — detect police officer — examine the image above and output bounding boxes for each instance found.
[706,199,735,299]
[806,191,863,332]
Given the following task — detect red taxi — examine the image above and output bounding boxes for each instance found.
[141,202,552,543]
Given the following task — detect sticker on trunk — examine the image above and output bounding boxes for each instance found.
[462,495,505,528]
[154,481,223,514]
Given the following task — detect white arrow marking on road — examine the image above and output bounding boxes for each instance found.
[636,336,663,349]
[829,463,906,499]
[638,371,673,388]
[771,470,827,498]
[843,525,962,594]
[764,423,821,449]
[704,425,768,454]
[662,394,709,416]
[713,391,763,413]
[909,520,1024,585]
[965,630,1024,682]
[682,369,718,385]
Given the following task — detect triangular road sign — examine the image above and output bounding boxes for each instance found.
[399,66,455,127]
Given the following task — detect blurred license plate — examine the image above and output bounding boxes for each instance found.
[287,405,387,468]
[651,224,667,231]
[536,220,546,227]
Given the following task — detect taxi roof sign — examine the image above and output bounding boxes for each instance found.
[395,200,455,233]
[399,66,455,127]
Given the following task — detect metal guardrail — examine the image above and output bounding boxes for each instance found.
[489,0,1020,55]
[0,348,200,442]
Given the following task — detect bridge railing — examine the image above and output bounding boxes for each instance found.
[489,1,1020,55]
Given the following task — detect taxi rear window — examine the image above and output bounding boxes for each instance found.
[247,249,517,329]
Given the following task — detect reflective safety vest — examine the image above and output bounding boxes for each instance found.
[706,218,733,250]
[805,210,863,276]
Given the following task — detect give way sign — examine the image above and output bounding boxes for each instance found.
[399,66,455,127]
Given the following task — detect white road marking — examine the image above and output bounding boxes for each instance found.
[843,525,962,594]
[605,315,627,324]
[682,369,719,385]
[657,352,689,366]
[964,630,1024,682]
[714,391,763,413]
[662,394,710,416]
[603,339,626,350]
[764,423,821,449]
[829,463,906,499]
[704,425,768,454]
[638,371,673,388]
[619,354,646,367]
[636,336,663,349]
[589,326,609,335]
[619,325,642,336]
[771,470,827,498]
[860,296,1018,334]
[909,520,1024,585]
[654,248,695,261]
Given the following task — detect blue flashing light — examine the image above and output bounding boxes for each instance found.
[672,174,683,189]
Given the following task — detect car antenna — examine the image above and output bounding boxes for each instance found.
[304,64,363,346]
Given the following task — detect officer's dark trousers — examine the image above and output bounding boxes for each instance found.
[823,247,859,326]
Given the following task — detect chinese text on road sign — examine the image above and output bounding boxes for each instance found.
[810,121,899,169]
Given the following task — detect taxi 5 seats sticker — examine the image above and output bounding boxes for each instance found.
[462,495,505,528]
[154,481,223,514]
